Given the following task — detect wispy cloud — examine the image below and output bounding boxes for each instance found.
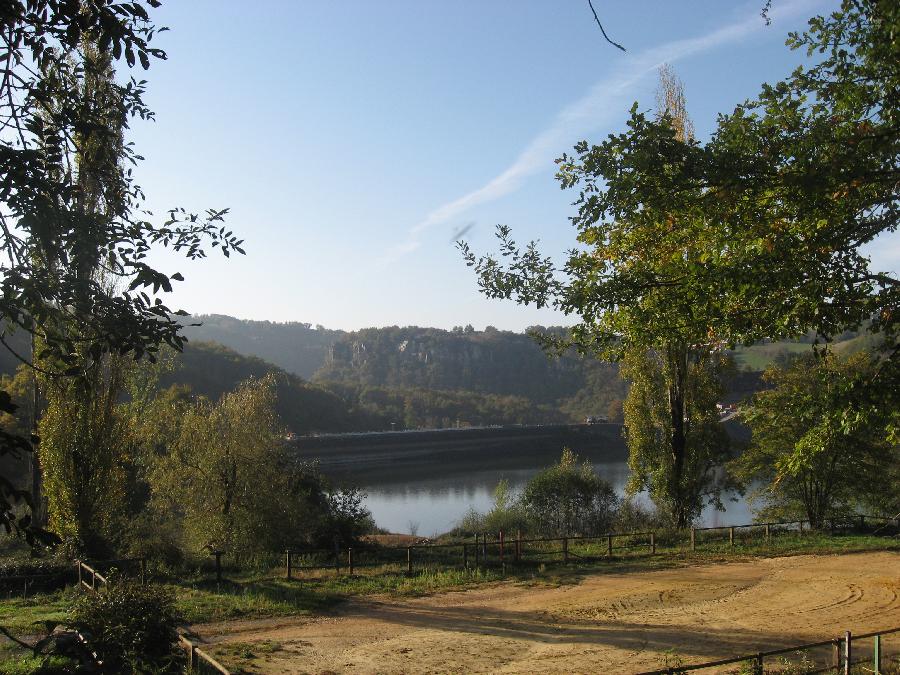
[378,0,823,267]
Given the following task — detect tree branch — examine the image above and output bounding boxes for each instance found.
[587,1,626,52]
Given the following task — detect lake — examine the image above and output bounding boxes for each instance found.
[307,431,753,536]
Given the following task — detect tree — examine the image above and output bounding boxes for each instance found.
[0,1,243,541]
[461,67,732,527]
[734,351,898,527]
[521,448,618,536]
[150,375,285,556]
[622,348,732,527]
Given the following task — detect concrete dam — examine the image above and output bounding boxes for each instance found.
[289,424,628,481]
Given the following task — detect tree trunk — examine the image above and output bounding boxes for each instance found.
[668,346,689,528]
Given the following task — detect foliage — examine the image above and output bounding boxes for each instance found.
[149,375,284,555]
[622,348,733,527]
[458,479,529,536]
[38,354,133,555]
[0,1,242,541]
[148,375,373,557]
[71,580,182,673]
[521,448,619,537]
[734,351,899,527]
[322,380,568,429]
[461,67,735,529]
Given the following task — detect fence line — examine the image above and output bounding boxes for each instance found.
[278,514,897,579]
[637,626,900,674]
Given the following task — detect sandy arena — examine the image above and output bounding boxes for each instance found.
[198,551,900,674]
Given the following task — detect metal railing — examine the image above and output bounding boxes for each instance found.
[638,626,900,674]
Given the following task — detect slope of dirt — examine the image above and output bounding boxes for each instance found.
[199,551,900,674]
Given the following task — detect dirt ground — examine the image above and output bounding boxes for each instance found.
[198,551,900,674]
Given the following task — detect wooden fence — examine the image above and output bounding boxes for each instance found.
[638,625,900,674]
[278,514,898,580]
[75,558,231,675]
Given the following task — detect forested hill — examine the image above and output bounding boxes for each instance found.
[317,326,588,402]
[179,314,343,379]
[162,341,381,434]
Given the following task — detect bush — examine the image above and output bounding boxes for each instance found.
[521,448,619,537]
[457,480,529,536]
[71,580,182,673]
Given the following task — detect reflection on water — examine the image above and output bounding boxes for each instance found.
[356,460,750,536]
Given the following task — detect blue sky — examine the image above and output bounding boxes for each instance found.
[130,0,897,332]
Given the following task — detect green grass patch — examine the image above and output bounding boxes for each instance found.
[0,588,74,636]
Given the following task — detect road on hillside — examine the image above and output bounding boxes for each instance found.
[198,551,900,674]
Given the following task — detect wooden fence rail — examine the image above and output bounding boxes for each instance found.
[637,626,900,674]
[75,559,230,674]
[277,514,896,579]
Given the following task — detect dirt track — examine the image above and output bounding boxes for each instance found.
[199,551,900,674]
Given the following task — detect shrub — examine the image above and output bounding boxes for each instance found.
[521,448,619,537]
[456,480,529,536]
[71,580,182,673]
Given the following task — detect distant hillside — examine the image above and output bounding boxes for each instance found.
[180,314,344,379]
[315,326,593,402]
[729,329,877,371]
[165,341,383,434]
[313,325,628,424]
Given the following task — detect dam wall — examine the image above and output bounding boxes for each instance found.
[289,424,627,478]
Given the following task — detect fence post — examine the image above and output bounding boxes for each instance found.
[690,527,695,551]
[650,532,656,555]
[406,547,412,575]
[482,533,487,562]
[515,530,521,563]
[764,523,770,542]
[833,638,841,669]
[76,561,82,589]
[499,530,504,564]
[474,535,480,567]
[729,527,735,548]
[348,548,354,576]
[91,568,96,591]
[859,514,865,530]
[463,543,468,570]
[214,551,223,583]
[140,558,147,585]
[799,519,804,535]
[563,537,568,564]
[286,550,292,580]
[753,653,763,675]
[874,634,881,674]
[844,631,851,675]
[607,533,613,557]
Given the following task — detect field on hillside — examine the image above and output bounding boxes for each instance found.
[197,550,900,674]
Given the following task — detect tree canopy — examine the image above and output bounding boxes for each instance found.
[0,1,243,541]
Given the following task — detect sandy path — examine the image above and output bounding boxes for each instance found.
[198,551,900,674]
